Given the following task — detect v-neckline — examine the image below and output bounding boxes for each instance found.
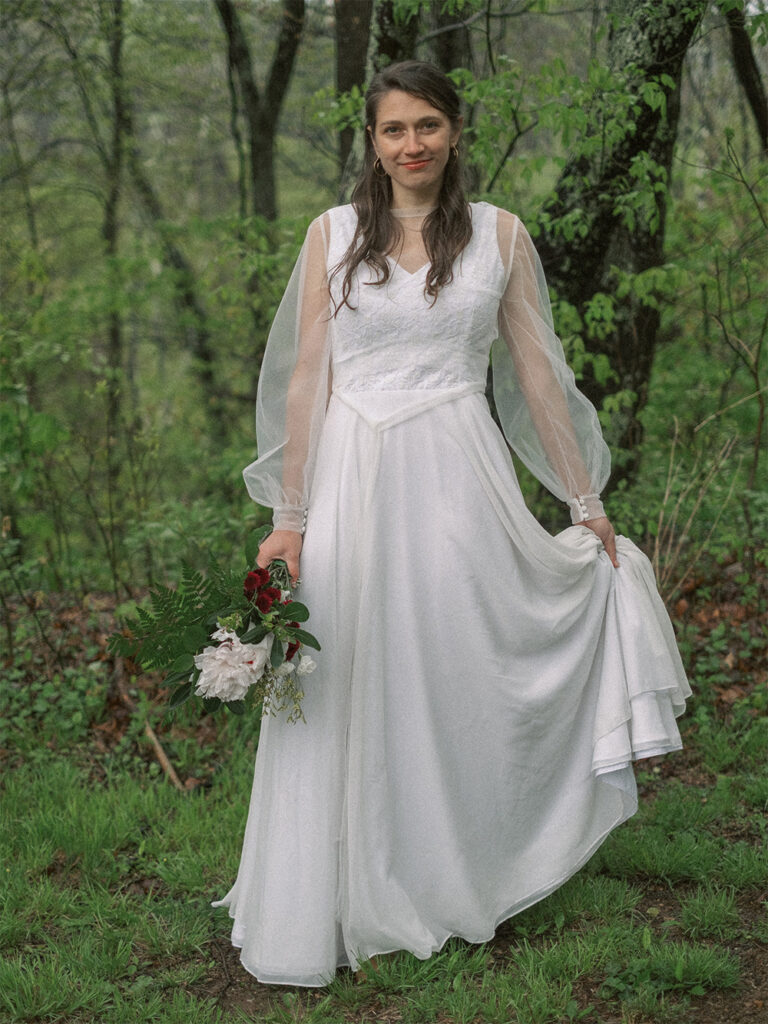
[387,255,429,278]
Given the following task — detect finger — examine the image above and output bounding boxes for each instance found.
[606,534,619,569]
[287,556,301,585]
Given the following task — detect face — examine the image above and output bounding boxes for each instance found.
[369,89,462,206]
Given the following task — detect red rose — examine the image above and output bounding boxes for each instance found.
[255,586,281,613]
[244,568,270,599]
[286,640,300,661]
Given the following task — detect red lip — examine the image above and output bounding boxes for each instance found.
[401,160,430,170]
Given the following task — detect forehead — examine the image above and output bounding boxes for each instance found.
[374,89,446,125]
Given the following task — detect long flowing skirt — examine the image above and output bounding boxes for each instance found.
[214,388,690,986]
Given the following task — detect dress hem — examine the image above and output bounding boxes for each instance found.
[213,766,639,988]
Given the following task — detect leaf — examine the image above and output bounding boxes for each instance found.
[182,624,209,650]
[169,652,195,675]
[163,666,195,687]
[108,632,140,658]
[108,556,248,671]
[279,601,309,622]
[246,525,272,566]
[203,696,222,713]
[270,640,285,668]
[169,681,194,708]
[291,628,321,651]
[225,700,246,715]
[241,624,269,644]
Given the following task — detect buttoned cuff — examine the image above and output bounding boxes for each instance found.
[272,506,308,534]
[567,493,606,524]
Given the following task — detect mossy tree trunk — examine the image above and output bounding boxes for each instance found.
[336,0,374,174]
[213,0,305,221]
[721,0,768,154]
[535,0,708,483]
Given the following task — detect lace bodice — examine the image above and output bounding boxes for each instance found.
[243,202,611,530]
[328,204,504,394]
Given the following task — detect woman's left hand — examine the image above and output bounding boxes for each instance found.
[583,515,619,568]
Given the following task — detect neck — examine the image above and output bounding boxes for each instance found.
[389,182,442,212]
[391,204,437,219]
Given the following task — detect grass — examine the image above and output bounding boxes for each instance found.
[0,578,766,1023]
[1,736,765,1024]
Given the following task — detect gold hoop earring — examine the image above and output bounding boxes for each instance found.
[373,156,387,177]
[451,144,459,160]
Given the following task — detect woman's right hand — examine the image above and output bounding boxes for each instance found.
[257,530,303,586]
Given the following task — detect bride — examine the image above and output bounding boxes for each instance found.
[213,60,690,987]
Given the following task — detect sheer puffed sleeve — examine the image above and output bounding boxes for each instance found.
[243,212,332,532]
[492,210,611,524]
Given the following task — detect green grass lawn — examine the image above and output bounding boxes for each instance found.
[1,587,766,1024]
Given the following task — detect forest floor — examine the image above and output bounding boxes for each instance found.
[0,560,765,1024]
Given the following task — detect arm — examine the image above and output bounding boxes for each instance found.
[494,211,618,566]
[244,213,333,582]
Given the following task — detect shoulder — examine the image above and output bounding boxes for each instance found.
[301,206,355,261]
[309,204,357,248]
[311,204,356,230]
[305,204,355,233]
[470,201,523,235]
[473,205,538,277]
[470,202,526,251]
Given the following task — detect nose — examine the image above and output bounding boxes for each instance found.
[403,130,424,154]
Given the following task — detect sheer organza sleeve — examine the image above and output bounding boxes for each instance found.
[492,210,611,524]
[243,213,332,532]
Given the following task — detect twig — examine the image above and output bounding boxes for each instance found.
[112,664,186,793]
[211,936,235,1004]
[694,384,768,431]
[0,545,63,664]
[652,422,739,603]
[486,114,538,192]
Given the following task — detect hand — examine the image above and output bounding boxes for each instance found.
[257,530,303,586]
[583,515,619,568]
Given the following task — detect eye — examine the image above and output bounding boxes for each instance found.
[382,125,402,135]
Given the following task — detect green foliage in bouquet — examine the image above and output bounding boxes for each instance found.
[109,526,320,722]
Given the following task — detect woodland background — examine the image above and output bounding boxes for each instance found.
[1,2,767,1023]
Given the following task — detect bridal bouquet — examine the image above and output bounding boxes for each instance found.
[109,527,319,723]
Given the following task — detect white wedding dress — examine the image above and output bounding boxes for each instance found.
[213,202,690,986]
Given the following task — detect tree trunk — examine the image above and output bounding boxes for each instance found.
[335,0,373,174]
[123,105,228,443]
[102,0,127,594]
[368,0,419,73]
[536,0,708,483]
[213,0,305,221]
[429,1,473,75]
[722,1,768,154]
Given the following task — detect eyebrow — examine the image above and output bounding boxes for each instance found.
[378,115,443,126]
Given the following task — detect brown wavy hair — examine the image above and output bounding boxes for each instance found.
[331,60,472,313]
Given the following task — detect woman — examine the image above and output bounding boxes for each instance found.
[214,61,690,987]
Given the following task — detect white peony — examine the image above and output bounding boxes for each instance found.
[193,628,274,702]
[296,655,316,676]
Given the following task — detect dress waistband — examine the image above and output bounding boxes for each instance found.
[331,383,485,431]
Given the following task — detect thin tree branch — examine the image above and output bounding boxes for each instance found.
[113,663,186,793]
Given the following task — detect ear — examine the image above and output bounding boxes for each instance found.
[366,124,378,158]
[451,116,464,147]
